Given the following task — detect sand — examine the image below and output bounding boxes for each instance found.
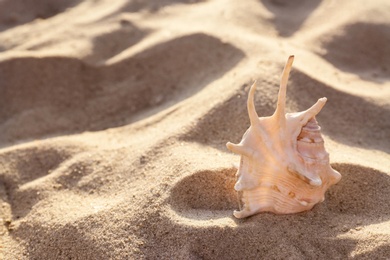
[0,0,389,259]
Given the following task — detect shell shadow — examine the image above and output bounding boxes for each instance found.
[259,0,323,37]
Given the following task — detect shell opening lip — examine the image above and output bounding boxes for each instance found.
[288,164,323,186]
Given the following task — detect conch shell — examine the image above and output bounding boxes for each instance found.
[226,56,341,218]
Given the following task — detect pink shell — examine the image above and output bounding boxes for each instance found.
[226,56,341,218]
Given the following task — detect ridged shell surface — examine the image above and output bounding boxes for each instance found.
[226,56,341,218]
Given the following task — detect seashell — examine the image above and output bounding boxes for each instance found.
[226,55,341,218]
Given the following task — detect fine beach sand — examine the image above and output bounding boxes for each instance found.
[1,0,390,258]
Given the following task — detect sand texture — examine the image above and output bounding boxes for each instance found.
[1,0,390,259]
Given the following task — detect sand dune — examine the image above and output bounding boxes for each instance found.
[1,0,389,259]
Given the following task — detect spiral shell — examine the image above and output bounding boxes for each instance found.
[226,56,341,218]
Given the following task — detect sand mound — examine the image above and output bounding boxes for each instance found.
[1,0,389,259]
[0,33,244,144]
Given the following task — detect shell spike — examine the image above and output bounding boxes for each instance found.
[247,81,260,127]
[297,97,327,126]
[226,142,254,158]
[274,55,294,123]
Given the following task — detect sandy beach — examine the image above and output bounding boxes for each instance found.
[1,0,389,258]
